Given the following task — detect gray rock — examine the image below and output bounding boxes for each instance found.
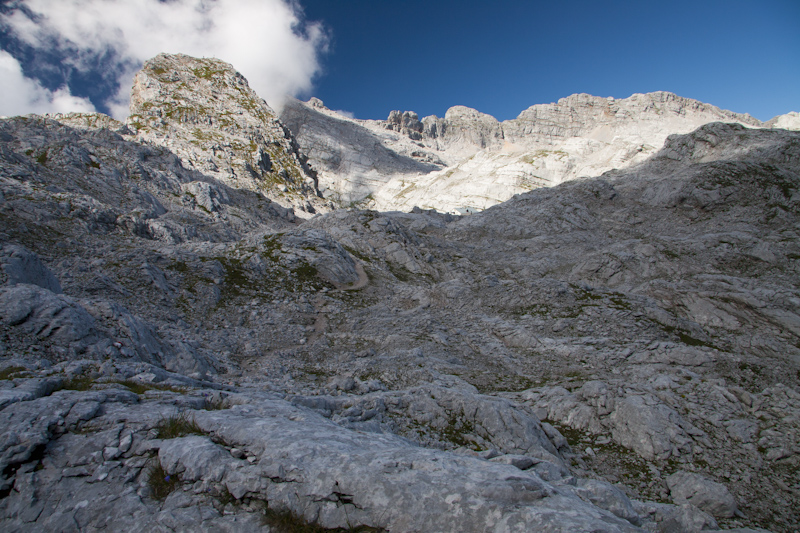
[0,244,62,293]
[634,501,718,533]
[489,454,536,470]
[0,284,100,353]
[666,471,737,518]
[570,478,641,525]
[609,395,694,461]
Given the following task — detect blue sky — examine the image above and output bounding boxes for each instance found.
[1,0,798,121]
[300,0,800,121]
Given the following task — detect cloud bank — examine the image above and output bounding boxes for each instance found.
[0,0,327,119]
[0,50,96,117]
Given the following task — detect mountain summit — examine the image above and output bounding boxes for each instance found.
[281,91,798,213]
[128,53,329,217]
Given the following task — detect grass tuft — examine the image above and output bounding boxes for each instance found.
[0,366,28,380]
[146,460,181,501]
[155,411,205,439]
[116,379,186,395]
[54,375,95,392]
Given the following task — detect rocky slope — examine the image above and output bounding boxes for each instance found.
[278,97,447,207]
[281,92,798,214]
[1,54,799,532]
[128,53,329,217]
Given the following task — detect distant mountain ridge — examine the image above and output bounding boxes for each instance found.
[281,91,798,213]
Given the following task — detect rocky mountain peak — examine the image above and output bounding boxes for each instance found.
[127,53,328,217]
[281,88,795,214]
[385,110,424,140]
[767,110,800,130]
[507,91,762,143]
[423,105,505,154]
[307,96,326,109]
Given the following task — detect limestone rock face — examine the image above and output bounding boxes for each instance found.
[279,97,445,205]
[373,92,770,213]
[0,243,62,293]
[128,53,327,217]
[504,92,761,143]
[385,109,424,140]
[423,105,505,155]
[766,110,800,130]
[281,90,798,214]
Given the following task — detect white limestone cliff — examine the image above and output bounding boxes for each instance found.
[281,91,798,214]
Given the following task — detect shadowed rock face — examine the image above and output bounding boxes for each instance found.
[0,55,799,532]
[279,97,445,205]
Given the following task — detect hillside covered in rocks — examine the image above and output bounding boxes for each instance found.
[0,53,799,532]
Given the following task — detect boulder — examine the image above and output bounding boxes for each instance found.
[0,244,62,293]
[666,470,737,518]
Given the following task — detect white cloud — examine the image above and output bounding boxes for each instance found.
[1,0,327,118]
[0,50,96,117]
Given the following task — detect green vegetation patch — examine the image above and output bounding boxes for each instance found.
[403,412,483,451]
[386,262,412,282]
[53,373,187,396]
[192,65,228,81]
[155,411,205,439]
[511,285,636,319]
[343,245,371,263]
[461,370,537,394]
[171,238,334,312]
[167,260,190,273]
[549,421,669,501]
[348,194,375,210]
[190,127,217,142]
[146,460,181,501]
[54,375,95,392]
[440,413,478,449]
[218,256,251,297]
[291,262,319,284]
[262,234,284,260]
[0,366,28,380]
[521,149,568,164]
[30,150,48,165]
[117,379,187,395]
[661,324,720,350]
